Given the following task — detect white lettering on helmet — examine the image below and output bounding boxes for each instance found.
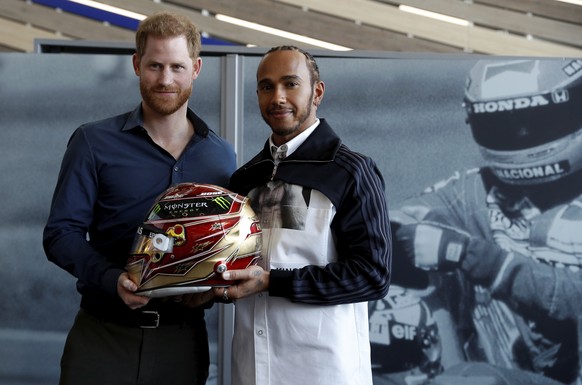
[163,202,209,211]
[493,162,567,181]
[472,95,550,114]
[200,191,223,196]
[563,59,582,77]
[391,324,417,341]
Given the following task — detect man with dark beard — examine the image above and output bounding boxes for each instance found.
[43,11,235,385]
[212,46,392,385]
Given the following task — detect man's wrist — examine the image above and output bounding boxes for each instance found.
[268,269,292,297]
[104,268,126,297]
[460,238,507,287]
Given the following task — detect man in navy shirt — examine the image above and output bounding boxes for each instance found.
[43,11,235,385]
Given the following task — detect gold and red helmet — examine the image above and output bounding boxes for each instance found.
[127,183,262,297]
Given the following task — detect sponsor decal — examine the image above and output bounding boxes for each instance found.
[551,89,570,104]
[472,90,568,114]
[494,161,569,181]
[200,191,224,196]
[370,317,420,346]
[370,319,419,345]
[213,196,231,210]
[390,323,418,342]
[563,59,582,77]
[163,201,209,211]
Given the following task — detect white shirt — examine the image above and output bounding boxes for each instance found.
[268,119,320,161]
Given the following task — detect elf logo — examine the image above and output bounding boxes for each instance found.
[472,90,569,114]
[369,319,418,346]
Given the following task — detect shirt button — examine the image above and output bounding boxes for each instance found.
[173,166,179,172]
[258,293,263,298]
[257,330,264,336]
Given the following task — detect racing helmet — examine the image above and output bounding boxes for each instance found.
[464,59,582,185]
[369,285,442,379]
[126,183,262,297]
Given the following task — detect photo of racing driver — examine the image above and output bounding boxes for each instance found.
[382,58,582,385]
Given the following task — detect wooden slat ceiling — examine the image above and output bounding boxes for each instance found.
[0,0,581,56]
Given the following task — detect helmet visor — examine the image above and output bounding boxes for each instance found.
[468,91,582,151]
[131,224,174,256]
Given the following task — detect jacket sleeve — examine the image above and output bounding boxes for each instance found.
[269,153,392,305]
[462,232,582,322]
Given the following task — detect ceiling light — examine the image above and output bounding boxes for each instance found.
[215,14,352,51]
[555,0,582,5]
[399,5,471,27]
[69,0,146,20]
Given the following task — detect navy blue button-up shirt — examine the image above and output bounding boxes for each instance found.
[43,104,236,298]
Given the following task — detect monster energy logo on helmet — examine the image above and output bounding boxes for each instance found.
[149,196,233,219]
[213,196,231,210]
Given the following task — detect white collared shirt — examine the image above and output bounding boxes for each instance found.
[268,119,320,161]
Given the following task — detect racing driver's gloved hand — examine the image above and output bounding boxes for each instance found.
[395,206,507,287]
[396,208,470,271]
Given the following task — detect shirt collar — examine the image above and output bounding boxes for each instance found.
[121,104,209,138]
[122,104,144,131]
[268,119,320,159]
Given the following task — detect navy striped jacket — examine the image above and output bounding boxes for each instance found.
[229,119,392,305]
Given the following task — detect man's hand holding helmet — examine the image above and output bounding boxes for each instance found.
[117,272,150,309]
[212,265,269,302]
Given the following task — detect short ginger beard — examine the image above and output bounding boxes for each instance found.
[264,90,314,138]
[140,82,192,116]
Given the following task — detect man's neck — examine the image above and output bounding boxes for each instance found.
[142,103,194,159]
